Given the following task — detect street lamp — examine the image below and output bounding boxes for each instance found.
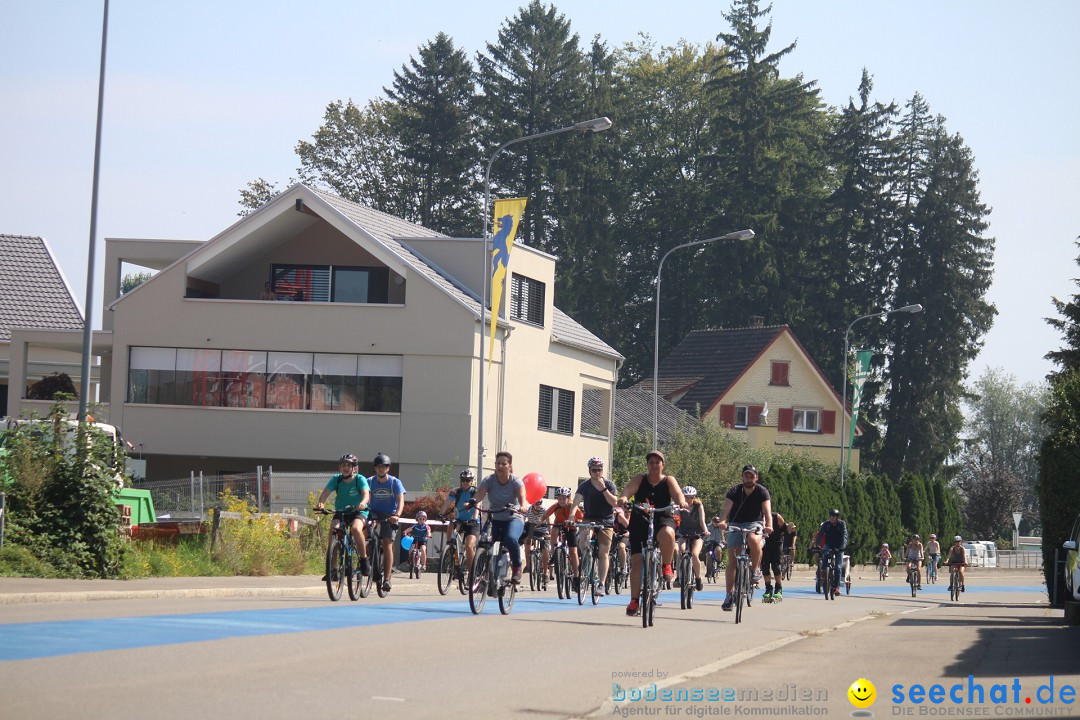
[652,229,755,447]
[477,117,613,479]
[839,303,923,485]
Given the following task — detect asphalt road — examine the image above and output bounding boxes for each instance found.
[0,568,1076,720]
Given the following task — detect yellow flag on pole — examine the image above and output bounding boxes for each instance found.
[488,198,527,371]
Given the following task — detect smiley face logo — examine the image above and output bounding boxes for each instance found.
[848,678,876,708]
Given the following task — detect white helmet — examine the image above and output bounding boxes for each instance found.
[682,485,697,497]
[953,535,962,542]
[556,486,573,498]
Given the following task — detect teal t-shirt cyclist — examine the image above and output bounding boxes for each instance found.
[314,453,371,577]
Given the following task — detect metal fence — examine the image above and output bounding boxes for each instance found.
[995,550,1043,569]
[133,467,328,519]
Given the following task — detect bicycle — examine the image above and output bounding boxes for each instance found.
[606,532,629,595]
[948,563,965,602]
[926,556,938,585]
[407,537,424,579]
[819,548,842,601]
[906,560,921,598]
[629,503,677,629]
[575,521,606,605]
[727,527,756,624]
[468,506,520,615]
[365,515,387,598]
[678,532,706,610]
[704,539,725,584]
[552,523,576,600]
[527,527,549,593]
[437,518,469,596]
[780,553,793,582]
[878,559,889,581]
[316,507,370,602]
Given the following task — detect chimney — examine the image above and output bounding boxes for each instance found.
[750,316,764,328]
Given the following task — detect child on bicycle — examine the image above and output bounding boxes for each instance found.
[905,534,925,589]
[403,510,431,571]
[875,543,892,577]
[523,499,551,578]
[706,516,726,568]
[544,487,583,580]
[676,486,707,591]
[946,536,968,592]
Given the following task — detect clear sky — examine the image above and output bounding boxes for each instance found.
[2,1,1077,388]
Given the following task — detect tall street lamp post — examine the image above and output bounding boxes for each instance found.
[652,229,755,448]
[839,303,923,485]
[477,117,613,479]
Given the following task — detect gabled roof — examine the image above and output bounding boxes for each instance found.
[648,325,787,415]
[0,234,83,342]
[613,386,694,444]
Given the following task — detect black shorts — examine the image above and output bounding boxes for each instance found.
[369,512,398,541]
[628,515,676,555]
[454,519,480,538]
[762,543,784,569]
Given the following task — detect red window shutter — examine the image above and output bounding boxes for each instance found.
[749,405,764,426]
[822,410,836,434]
[771,361,790,386]
[720,404,736,428]
[778,408,793,432]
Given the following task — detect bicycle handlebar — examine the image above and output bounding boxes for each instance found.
[628,503,678,516]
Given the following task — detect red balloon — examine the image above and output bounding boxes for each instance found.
[522,472,547,504]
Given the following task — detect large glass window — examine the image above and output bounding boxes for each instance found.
[221,350,266,408]
[174,349,221,407]
[128,347,402,413]
[332,267,390,304]
[266,352,312,410]
[128,347,176,404]
[311,353,359,411]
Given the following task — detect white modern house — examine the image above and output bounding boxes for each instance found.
[5,184,623,485]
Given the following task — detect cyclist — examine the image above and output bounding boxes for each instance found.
[440,469,481,575]
[946,536,968,592]
[876,542,893,577]
[522,499,551,579]
[925,533,941,580]
[314,453,371,578]
[612,504,631,580]
[761,510,791,602]
[706,516,726,570]
[368,452,406,593]
[574,456,619,596]
[818,509,848,596]
[544,486,583,581]
[617,449,688,616]
[905,534,925,589]
[403,510,431,571]
[469,450,527,583]
[676,486,707,591]
[715,464,772,612]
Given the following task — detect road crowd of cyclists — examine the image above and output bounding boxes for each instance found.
[316,448,970,609]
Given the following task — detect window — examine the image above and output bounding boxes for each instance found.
[580,386,611,437]
[128,347,176,404]
[792,408,820,433]
[128,347,402,413]
[734,405,749,429]
[770,361,790,386]
[270,264,390,303]
[510,273,545,326]
[538,384,574,434]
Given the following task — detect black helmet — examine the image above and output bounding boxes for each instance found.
[459,469,475,481]
[741,464,759,476]
[373,453,391,466]
[829,508,840,517]
[340,453,358,465]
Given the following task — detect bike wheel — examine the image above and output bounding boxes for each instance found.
[554,549,566,599]
[373,539,388,598]
[325,538,345,601]
[346,541,362,601]
[528,549,538,591]
[438,547,455,595]
[577,552,591,605]
[734,562,745,624]
[499,558,517,615]
[910,571,918,598]
[679,555,691,609]
[590,551,601,605]
[641,553,654,629]
[468,549,490,614]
